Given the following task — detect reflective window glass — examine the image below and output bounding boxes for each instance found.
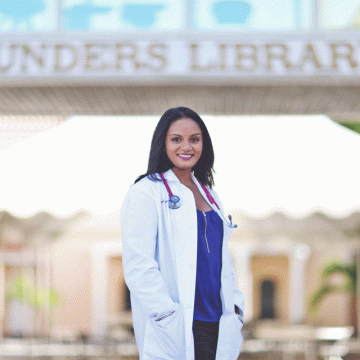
[62,0,185,31]
[0,0,57,32]
[320,0,360,30]
[192,0,313,31]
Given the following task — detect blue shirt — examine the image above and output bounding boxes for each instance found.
[193,209,224,322]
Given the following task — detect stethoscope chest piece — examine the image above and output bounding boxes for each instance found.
[160,172,237,227]
[169,195,181,209]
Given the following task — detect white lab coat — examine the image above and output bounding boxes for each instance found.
[121,168,245,360]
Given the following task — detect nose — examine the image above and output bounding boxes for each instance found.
[180,141,192,151]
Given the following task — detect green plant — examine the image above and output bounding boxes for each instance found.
[339,122,360,136]
[309,261,356,314]
[5,274,61,310]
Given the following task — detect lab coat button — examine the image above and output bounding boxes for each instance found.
[186,303,192,309]
[188,263,195,269]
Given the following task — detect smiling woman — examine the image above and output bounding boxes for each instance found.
[135,107,215,188]
[121,107,245,360]
[165,118,203,175]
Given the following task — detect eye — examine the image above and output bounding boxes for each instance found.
[171,137,180,142]
[192,138,200,142]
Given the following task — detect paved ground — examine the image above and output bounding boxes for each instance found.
[0,353,360,360]
[2,339,360,360]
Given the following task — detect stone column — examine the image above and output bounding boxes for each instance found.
[289,243,311,323]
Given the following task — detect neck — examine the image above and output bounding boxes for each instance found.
[171,167,193,185]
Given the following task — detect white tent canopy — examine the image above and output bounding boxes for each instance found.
[209,115,360,218]
[0,114,360,219]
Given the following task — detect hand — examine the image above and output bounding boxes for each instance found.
[155,311,175,322]
[234,305,243,324]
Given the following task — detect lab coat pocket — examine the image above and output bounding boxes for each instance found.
[144,304,185,359]
[154,304,184,355]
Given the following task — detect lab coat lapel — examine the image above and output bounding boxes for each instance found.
[191,174,233,240]
[161,169,238,359]
[162,169,198,358]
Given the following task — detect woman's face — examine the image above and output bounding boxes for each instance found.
[165,117,203,171]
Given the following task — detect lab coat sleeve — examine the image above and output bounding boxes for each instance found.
[121,186,178,319]
[210,187,245,318]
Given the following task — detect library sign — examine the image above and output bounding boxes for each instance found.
[1,35,360,83]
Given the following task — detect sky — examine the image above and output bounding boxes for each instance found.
[0,114,360,219]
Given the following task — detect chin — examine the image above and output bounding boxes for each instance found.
[174,164,194,171]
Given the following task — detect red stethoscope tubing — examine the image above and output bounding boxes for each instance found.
[160,173,175,197]
[200,183,220,210]
[160,173,237,228]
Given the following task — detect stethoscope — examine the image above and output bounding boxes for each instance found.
[160,173,237,228]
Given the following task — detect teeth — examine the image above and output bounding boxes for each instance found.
[179,155,192,158]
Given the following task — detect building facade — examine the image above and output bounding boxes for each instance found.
[1,0,360,119]
[1,0,360,340]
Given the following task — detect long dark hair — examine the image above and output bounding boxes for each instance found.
[135,107,215,188]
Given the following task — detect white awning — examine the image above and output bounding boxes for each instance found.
[0,114,359,219]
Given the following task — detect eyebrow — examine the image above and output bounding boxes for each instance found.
[169,133,202,136]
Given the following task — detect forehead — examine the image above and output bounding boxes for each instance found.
[168,118,202,134]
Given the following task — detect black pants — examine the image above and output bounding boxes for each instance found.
[192,320,219,360]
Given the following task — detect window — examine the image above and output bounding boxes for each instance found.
[4,0,357,34]
[320,0,360,30]
[192,0,314,31]
[0,0,57,32]
[62,0,186,31]
[260,279,276,319]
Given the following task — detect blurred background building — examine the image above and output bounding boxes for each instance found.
[1,0,360,358]
[2,0,360,119]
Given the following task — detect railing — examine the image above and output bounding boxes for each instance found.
[0,325,356,359]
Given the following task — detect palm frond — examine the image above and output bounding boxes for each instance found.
[321,262,356,291]
[310,260,357,312]
[310,283,351,310]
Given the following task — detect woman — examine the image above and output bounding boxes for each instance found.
[121,107,245,360]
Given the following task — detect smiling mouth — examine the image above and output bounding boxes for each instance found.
[177,154,193,160]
